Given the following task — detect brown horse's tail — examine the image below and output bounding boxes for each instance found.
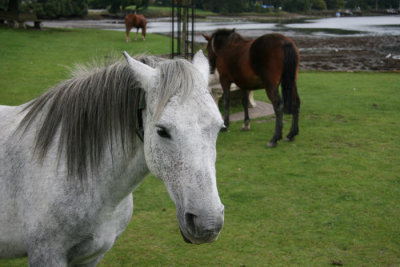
[281,41,299,114]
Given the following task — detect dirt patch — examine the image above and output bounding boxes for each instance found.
[230,101,274,121]
[291,35,400,72]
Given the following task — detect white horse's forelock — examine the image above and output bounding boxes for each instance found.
[152,58,207,122]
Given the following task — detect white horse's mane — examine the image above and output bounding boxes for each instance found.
[17,55,198,180]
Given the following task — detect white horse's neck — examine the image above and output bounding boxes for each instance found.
[81,136,149,205]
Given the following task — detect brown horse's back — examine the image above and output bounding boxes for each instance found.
[250,33,299,113]
[250,34,289,85]
[125,14,146,28]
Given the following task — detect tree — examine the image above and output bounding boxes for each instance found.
[282,0,310,11]
[326,0,345,9]
[195,0,246,12]
[313,0,327,10]
[223,0,247,12]
[32,0,88,18]
[88,0,149,13]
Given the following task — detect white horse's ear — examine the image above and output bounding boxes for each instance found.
[123,51,157,91]
[192,50,209,84]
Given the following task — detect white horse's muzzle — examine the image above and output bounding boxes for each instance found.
[179,206,224,244]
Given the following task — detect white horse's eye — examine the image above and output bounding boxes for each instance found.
[156,125,171,139]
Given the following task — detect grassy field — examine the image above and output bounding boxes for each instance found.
[1,26,400,266]
[0,26,173,105]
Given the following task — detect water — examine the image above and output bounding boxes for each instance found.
[286,15,400,35]
[39,15,400,39]
[40,18,276,34]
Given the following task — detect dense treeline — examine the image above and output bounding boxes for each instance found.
[88,0,149,13]
[154,0,400,12]
[1,0,398,18]
[0,0,88,18]
[34,0,88,18]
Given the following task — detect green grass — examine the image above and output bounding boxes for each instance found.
[0,26,173,105]
[1,27,400,266]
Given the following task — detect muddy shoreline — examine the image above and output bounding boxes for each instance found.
[291,35,400,72]
[37,18,400,72]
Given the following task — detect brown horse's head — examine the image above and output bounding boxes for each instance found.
[203,29,236,73]
[202,34,217,73]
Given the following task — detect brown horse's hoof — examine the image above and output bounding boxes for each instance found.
[241,120,250,131]
[284,136,295,142]
[241,125,250,131]
[266,141,277,148]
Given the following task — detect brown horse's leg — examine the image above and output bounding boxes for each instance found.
[241,89,251,131]
[142,26,146,40]
[125,27,131,42]
[135,28,139,41]
[220,79,232,132]
[285,85,300,141]
[265,85,283,147]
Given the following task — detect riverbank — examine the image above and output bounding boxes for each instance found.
[291,35,400,72]
[10,14,400,72]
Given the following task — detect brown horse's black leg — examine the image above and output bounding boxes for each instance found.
[286,112,299,141]
[221,80,231,132]
[241,89,251,131]
[266,86,283,147]
[285,87,300,141]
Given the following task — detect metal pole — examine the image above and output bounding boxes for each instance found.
[177,1,181,57]
[191,0,195,59]
[181,0,188,57]
[171,0,195,59]
[171,0,175,58]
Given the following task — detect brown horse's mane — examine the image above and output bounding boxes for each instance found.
[207,29,247,72]
[211,29,247,52]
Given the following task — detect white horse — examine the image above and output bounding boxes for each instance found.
[0,50,224,266]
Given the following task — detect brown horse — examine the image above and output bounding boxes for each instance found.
[125,14,147,42]
[203,29,300,147]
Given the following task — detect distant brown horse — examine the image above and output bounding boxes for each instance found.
[203,29,300,147]
[125,14,147,42]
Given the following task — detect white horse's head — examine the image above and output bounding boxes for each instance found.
[124,51,224,244]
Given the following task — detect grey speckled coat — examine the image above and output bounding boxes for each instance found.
[0,50,224,266]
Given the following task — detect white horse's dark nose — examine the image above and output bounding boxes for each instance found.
[183,206,224,243]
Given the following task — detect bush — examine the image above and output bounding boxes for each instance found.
[312,0,327,10]
[33,0,88,19]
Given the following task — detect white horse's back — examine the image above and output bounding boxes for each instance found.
[0,104,29,258]
[0,104,24,134]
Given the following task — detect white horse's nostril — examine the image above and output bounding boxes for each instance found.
[185,212,197,235]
